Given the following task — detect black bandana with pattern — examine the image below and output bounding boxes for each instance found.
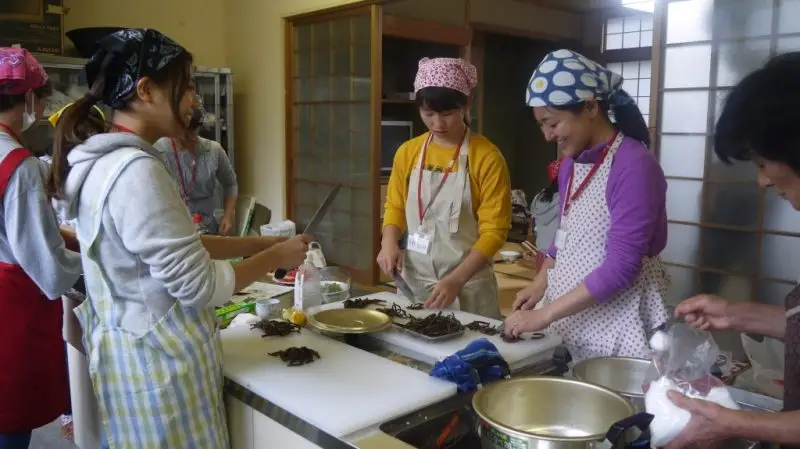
[85,28,186,109]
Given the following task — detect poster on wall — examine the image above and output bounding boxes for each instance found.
[0,0,63,55]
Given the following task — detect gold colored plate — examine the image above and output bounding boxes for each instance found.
[310,309,392,334]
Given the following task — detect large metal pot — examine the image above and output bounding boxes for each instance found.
[472,376,651,449]
[572,357,651,413]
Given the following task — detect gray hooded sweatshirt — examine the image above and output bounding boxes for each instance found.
[53,133,235,334]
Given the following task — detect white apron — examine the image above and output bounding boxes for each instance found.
[72,148,229,449]
[541,133,669,363]
[401,131,500,319]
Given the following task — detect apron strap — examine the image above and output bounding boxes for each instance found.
[76,148,152,321]
[0,148,32,197]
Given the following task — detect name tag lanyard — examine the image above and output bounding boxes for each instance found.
[416,130,467,227]
[561,130,619,219]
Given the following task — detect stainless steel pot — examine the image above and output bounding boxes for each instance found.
[472,376,651,449]
[572,357,651,413]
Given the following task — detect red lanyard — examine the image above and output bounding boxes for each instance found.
[112,123,138,135]
[562,130,618,217]
[417,130,466,223]
[170,139,197,205]
[0,123,22,146]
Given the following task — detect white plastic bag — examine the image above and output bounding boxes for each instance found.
[643,323,740,447]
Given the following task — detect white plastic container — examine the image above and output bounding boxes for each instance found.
[260,220,297,238]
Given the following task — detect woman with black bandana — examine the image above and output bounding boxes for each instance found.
[46,29,311,448]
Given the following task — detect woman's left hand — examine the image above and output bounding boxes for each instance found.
[425,276,464,309]
[219,215,234,235]
[504,309,552,337]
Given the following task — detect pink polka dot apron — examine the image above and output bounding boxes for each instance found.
[541,132,669,364]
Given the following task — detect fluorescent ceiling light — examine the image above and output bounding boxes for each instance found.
[621,0,655,13]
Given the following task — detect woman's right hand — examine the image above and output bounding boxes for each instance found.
[272,234,313,268]
[377,241,403,275]
[512,282,546,311]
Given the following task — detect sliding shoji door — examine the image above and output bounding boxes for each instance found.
[657,0,800,355]
[285,5,382,284]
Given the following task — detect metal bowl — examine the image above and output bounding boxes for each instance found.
[309,308,391,334]
[473,376,635,445]
[572,357,651,401]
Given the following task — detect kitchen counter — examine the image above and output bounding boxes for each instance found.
[221,286,557,449]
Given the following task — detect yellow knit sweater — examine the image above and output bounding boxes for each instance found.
[382,132,511,258]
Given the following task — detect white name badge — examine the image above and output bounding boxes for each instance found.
[407,232,432,255]
[554,228,568,250]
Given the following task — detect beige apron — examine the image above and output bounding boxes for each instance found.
[401,131,500,319]
[540,132,669,363]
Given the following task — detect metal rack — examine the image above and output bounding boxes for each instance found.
[24,54,236,167]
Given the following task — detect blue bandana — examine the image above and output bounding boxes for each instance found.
[525,49,634,108]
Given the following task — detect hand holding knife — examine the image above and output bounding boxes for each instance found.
[274,184,341,280]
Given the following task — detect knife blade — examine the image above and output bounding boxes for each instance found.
[274,184,341,280]
[304,184,341,235]
[393,272,417,302]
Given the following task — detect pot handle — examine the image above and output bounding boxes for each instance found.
[469,356,512,379]
[604,412,653,448]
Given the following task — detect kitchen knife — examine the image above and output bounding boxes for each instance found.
[393,272,417,303]
[274,184,341,280]
[303,184,341,235]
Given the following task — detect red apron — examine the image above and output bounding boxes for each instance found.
[0,147,69,433]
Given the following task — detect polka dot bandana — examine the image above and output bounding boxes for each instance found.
[525,49,632,108]
[414,57,478,96]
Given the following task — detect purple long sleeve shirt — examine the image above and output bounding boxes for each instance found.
[546,136,667,302]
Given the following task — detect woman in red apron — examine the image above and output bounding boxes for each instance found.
[664,53,800,449]
[0,48,83,449]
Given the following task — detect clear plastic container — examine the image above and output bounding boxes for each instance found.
[319,266,351,304]
[294,254,322,314]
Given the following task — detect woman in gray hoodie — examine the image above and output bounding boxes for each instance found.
[45,29,310,449]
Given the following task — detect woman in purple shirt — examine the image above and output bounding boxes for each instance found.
[503,49,669,363]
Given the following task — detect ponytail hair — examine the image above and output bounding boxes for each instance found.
[46,75,108,199]
[609,89,650,147]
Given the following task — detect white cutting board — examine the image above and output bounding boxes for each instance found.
[319,292,562,371]
[220,324,456,439]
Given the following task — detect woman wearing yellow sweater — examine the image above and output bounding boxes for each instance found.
[378,57,511,318]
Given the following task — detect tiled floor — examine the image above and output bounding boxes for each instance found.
[30,420,78,449]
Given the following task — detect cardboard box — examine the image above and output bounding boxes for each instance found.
[0,0,63,55]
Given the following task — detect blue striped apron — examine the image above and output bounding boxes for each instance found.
[73,148,229,449]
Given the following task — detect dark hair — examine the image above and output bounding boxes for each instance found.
[0,80,53,112]
[47,51,194,199]
[715,52,800,172]
[540,178,558,203]
[552,92,650,147]
[415,86,470,126]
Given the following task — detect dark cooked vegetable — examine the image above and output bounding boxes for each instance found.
[376,303,410,319]
[251,319,301,337]
[343,298,385,309]
[399,312,464,338]
[466,320,501,336]
[268,347,320,366]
